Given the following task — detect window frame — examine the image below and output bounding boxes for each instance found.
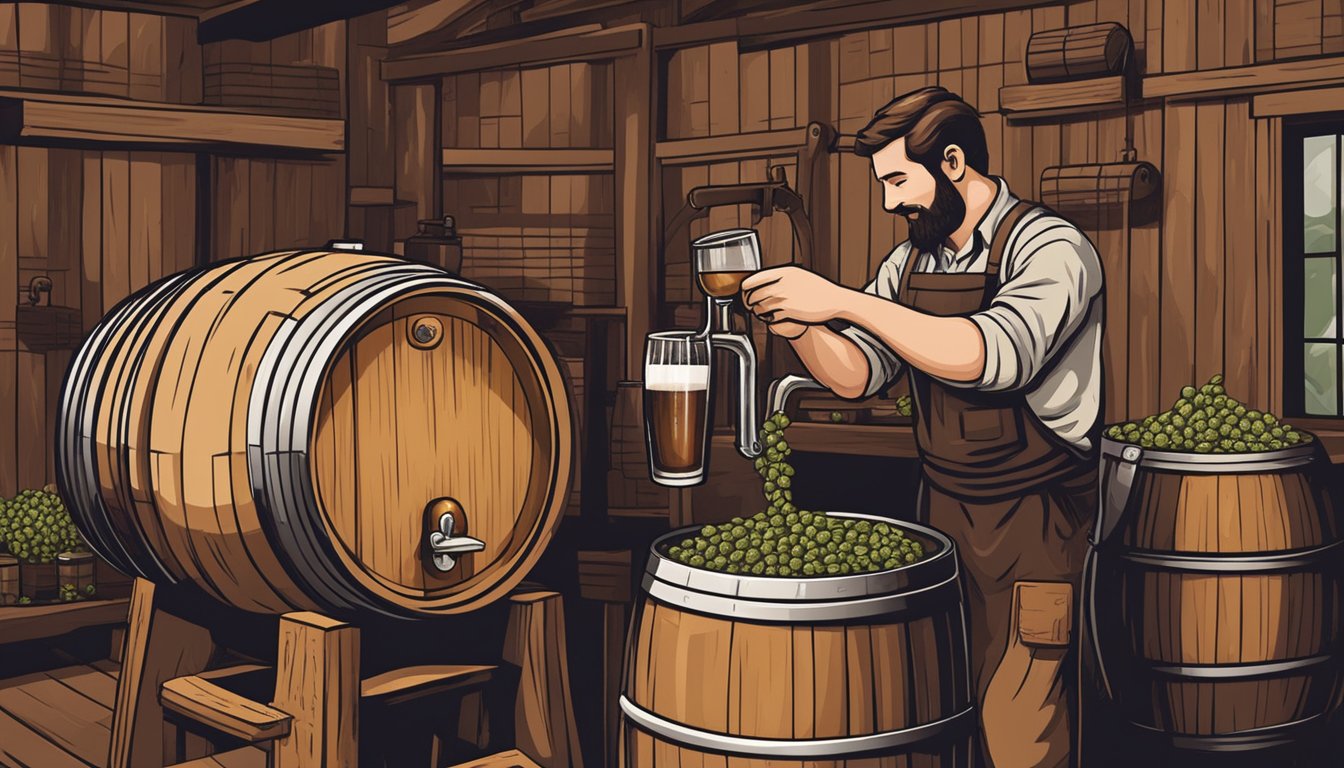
[1285,120,1344,419]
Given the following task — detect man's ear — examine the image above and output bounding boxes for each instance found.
[943,144,967,183]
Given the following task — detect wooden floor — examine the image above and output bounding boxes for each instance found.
[0,659,119,768]
[0,659,265,768]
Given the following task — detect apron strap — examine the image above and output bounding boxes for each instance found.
[985,199,1039,278]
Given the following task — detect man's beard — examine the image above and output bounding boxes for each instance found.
[897,172,966,254]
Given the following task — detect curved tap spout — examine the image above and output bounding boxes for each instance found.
[709,332,763,459]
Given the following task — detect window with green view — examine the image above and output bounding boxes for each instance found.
[1289,127,1344,417]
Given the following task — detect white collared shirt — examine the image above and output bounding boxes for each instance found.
[837,178,1105,453]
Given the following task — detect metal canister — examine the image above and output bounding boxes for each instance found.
[404,216,463,273]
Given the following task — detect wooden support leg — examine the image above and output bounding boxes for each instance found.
[272,611,359,768]
[108,577,216,768]
[503,591,585,768]
[577,550,632,768]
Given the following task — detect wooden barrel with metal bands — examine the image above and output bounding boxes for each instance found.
[56,249,572,619]
[1085,439,1344,755]
[622,513,974,766]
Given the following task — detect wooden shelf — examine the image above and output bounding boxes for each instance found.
[0,598,129,646]
[786,423,919,459]
[998,76,1127,119]
[0,90,344,151]
[655,127,809,165]
[1144,54,1344,101]
[442,147,614,174]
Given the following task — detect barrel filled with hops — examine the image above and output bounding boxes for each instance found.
[57,249,572,619]
[620,511,973,766]
[1084,375,1343,758]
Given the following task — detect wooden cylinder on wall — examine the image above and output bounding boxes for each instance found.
[1026,23,1133,83]
[58,250,573,619]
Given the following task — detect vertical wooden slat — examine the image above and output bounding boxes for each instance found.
[101,150,130,309]
[130,152,161,290]
[1196,0,1226,70]
[1161,103,1197,405]
[80,151,102,330]
[739,50,770,132]
[838,151,872,289]
[1195,102,1225,384]
[548,64,570,148]
[1165,0,1197,72]
[394,83,438,240]
[615,37,654,378]
[520,66,549,147]
[0,144,14,495]
[161,153,196,276]
[1130,105,1164,418]
[568,62,591,147]
[768,46,795,130]
[1224,100,1257,402]
[1256,0,1277,62]
[1225,0,1256,65]
[708,41,739,136]
[245,157,275,254]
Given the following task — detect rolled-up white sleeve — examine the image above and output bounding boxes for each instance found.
[969,219,1103,392]
[835,254,905,398]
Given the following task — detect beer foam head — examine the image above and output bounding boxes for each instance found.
[645,364,710,391]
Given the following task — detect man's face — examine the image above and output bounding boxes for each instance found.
[870,137,967,253]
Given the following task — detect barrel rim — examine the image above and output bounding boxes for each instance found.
[645,512,957,603]
[620,694,974,757]
[1100,436,1317,472]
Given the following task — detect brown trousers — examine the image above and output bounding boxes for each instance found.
[923,471,1095,768]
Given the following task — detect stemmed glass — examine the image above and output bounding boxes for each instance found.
[691,229,762,336]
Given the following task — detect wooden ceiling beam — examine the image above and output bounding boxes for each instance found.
[654,0,1061,50]
[40,1,203,17]
[198,0,405,43]
[382,22,643,80]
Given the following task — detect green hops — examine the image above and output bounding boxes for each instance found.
[1105,373,1313,455]
[0,488,86,566]
[664,410,927,576]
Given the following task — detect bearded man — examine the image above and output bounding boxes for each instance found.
[741,86,1104,768]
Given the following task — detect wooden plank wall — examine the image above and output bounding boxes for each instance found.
[659,0,1306,424]
[441,62,618,306]
[0,3,200,103]
[204,21,348,261]
[0,147,197,496]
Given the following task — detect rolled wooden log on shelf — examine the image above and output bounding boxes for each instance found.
[1026,22,1133,83]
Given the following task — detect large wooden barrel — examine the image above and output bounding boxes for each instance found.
[1026,22,1133,83]
[56,249,572,618]
[621,513,973,766]
[1085,438,1344,757]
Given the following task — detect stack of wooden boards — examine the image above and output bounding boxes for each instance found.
[203,61,341,118]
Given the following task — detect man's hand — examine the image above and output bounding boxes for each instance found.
[741,266,849,325]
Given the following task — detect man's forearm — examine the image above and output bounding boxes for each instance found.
[835,291,986,384]
[787,325,873,400]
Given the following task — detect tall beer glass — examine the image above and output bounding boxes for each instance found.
[644,331,712,486]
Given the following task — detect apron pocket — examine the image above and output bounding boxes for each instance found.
[960,407,1009,441]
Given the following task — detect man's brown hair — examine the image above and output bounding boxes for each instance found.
[853,87,989,175]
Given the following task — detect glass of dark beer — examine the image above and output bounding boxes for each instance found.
[644,331,712,486]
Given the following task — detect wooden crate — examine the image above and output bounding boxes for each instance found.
[204,61,341,118]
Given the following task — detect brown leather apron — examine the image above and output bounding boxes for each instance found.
[896,200,1098,768]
